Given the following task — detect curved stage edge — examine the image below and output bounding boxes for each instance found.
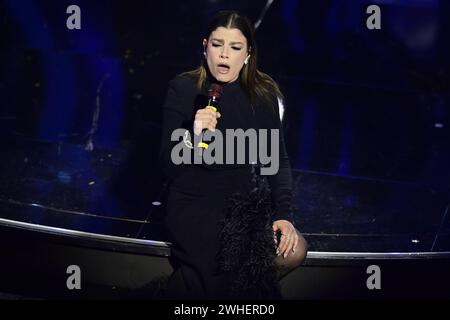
[1,217,449,300]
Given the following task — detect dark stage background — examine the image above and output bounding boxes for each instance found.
[1,0,449,185]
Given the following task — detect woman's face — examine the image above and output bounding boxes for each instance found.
[203,27,250,83]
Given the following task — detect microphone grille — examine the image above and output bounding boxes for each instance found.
[208,83,223,97]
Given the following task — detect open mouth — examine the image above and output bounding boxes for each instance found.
[217,63,230,74]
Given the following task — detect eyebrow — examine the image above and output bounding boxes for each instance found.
[211,38,244,45]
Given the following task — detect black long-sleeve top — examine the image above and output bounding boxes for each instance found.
[159,73,294,223]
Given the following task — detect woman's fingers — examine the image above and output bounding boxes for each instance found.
[200,108,218,119]
[285,234,295,258]
[195,108,219,132]
[273,221,299,258]
[196,114,216,123]
[194,119,216,132]
[277,230,299,258]
[278,232,290,257]
[293,234,298,253]
[273,224,279,250]
[280,233,293,258]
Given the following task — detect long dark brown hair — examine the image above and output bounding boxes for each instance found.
[181,10,283,108]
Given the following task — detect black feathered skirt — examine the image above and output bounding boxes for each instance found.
[164,164,281,300]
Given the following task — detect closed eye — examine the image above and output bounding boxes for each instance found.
[212,43,242,51]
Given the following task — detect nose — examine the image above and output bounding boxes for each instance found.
[220,47,229,59]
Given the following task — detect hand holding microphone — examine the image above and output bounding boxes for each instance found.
[194,83,223,149]
[194,107,221,135]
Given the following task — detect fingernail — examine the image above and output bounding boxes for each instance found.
[292,248,296,253]
[283,253,287,259]
[276,249,279,255]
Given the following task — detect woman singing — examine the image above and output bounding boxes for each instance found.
[159,10,307,299]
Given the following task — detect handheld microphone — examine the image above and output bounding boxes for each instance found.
[198,83,223,149]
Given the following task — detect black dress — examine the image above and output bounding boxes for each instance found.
[159,73,295,299]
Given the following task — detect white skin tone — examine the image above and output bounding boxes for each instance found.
[194,27,301,259]
[204,26,249,83]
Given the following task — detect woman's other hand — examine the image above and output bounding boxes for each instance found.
[272,219,298,259]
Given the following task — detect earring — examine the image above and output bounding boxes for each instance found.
[244,58,249,65]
